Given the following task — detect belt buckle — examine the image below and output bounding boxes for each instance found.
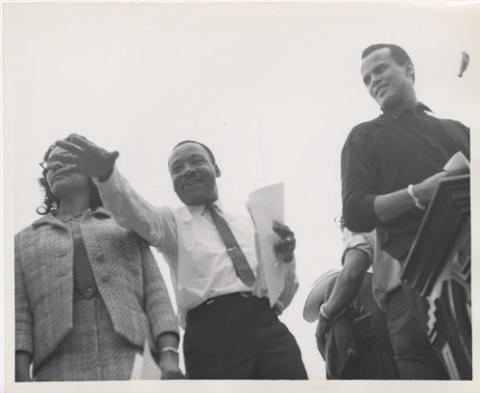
[205,299,215,306]
[240,292,250,298]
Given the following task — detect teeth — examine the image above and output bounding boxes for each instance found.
[377,85,387,95]
[184,180,201,188]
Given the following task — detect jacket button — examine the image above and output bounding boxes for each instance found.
[101,275,110,283]
[83,287,95,297]
[96,254,105,263]
[56,269,68,277]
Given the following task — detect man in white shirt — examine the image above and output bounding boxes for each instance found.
[53,135,307,379]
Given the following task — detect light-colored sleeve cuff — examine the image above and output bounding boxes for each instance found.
[154,317,180,342]
[93,165,123,197]
[341,229,373,264]
[15,324,33,355]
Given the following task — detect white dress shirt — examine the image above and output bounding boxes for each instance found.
[95,167,298,327]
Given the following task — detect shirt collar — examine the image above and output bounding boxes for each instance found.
[91,207,113,219]
[179,201,224,222]
[381,101,432,119]
[32,207,112,229]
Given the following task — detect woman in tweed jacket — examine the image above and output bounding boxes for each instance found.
[15,142,182,381]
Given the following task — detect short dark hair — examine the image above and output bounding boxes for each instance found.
[169,140,217,170]
[36,141,103,216]
[362,43,415,82]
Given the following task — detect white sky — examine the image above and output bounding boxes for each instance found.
[4,1,480,383]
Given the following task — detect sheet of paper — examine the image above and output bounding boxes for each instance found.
[443,151,470,172]
[130,340,162,380]
[246,182,287,307]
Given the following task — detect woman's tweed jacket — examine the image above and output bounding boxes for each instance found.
[15,207,179,372]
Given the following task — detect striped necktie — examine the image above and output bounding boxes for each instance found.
[205,203,256,286]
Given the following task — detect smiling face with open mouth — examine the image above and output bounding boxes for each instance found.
[169,142,221,206]
[44,146,90,198]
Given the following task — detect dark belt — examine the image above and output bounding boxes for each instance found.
[187,292,258,319]
[201,291,254,307]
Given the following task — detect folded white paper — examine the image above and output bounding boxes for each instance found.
[443,151,470,172]
[130,340,162,380]
[246,183,287,307]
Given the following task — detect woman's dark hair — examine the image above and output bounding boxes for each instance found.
[36,143,103,215]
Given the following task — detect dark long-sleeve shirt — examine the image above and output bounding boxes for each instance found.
[341,103,469,260]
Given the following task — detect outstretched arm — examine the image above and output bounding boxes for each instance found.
[54,134,177,252]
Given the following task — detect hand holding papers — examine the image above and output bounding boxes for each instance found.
[443,151,470,173]
[414,151,470,207]
[247,183,291,307]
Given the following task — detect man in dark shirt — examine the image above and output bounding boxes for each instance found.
[341,43,469,379]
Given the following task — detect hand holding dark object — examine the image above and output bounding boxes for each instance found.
[272,220,296,263]
[53,134,119,182]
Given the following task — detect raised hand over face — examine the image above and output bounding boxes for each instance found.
[53,134,119,181]
[43,145,91,198]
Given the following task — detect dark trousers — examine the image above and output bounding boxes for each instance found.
[385,285,448,379]
[183,293,308,379]
[339,313,399,379]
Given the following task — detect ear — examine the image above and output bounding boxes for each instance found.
[214,164,221,177]
[405,61,415,82]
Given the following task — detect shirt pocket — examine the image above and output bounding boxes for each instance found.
[182,222,221,277]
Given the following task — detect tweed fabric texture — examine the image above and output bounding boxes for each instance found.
[35,292,138,381]
[15,208,179,375]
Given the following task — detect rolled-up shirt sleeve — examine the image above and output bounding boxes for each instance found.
[94,166,177,255]
[341,125,381,232]
[341,228,373,266]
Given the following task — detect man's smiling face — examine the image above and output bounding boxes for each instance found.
[361,47,414,111]
[169,142,220,206]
